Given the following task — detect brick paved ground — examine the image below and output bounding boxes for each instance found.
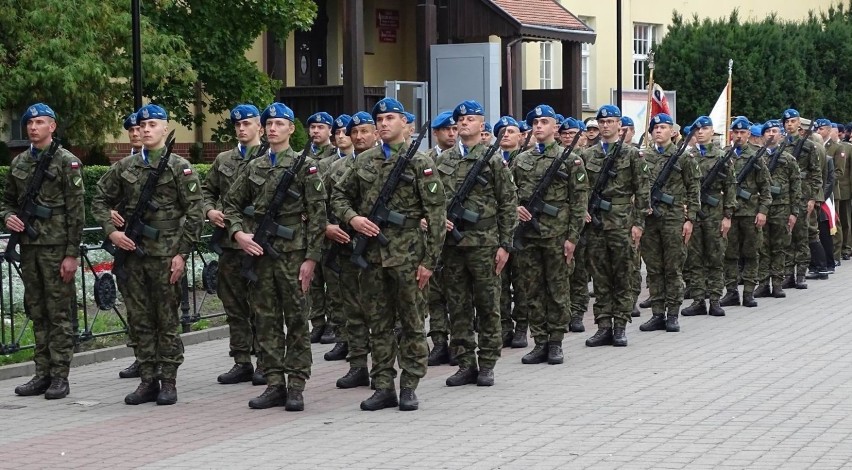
[2,266,852,469]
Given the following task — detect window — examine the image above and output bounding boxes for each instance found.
[581,42,590,106]
[10,110,23,141]
[633,23,657,90]
[540,42,553,89]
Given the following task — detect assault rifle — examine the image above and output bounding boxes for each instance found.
[577,130,628,246]
[520,131,533,152]
[734,143,770,201]
[650,127,697,217]
[767,139,789,197]
[3,140,61,263]
[697,146,736,220]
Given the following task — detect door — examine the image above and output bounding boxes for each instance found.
[294,0,328,86]
[385,80,429,149]
[430,43,501,127]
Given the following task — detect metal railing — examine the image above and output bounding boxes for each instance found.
[0,226,222,355]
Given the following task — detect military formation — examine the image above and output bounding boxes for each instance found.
[5,98,851,412]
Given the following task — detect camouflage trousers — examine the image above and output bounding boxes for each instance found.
[684,217,727,301]
[587,228,637,328]
[568,241,589,320]
[334,254,370,368]
[249,250,312,390]
[443,245,502,369]
[786,203,812,276]
[118,255,184,381]
[757,208,792,286]
[360,260,429,391]
[513,237,571,344]
[310,257,344,334]
[643,217,687,313]
[218,249,259,364]
[426,259,450,343]
[20,245,75,379]
[724,216,762,291]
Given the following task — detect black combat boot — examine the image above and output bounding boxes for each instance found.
[248,385,287,409]
[427,341,450,366]
[781,274,796,289]
[708,300,726,317]
[14,375,51,396]
[44,377,70,400]
[446,366,478,386]
[399,388,419,411]
[795,274,808,289]
[742,291,758,308]
[585,327,614,347]
[125,380,160,405]
[324,342,348,361]
[521,343,548,364]
[639,313,666,331]
[476,368,495,387]
[252,366,267,386]
[336,367,370,389]
[285,389,304,411]
[612,327,628,347]
[310,325,324,344]
[568,316,585,333]
[666,309,680,333]
[719,289,740,307]
[217,362,254,384]
[681,300,707,316]
[753,284,771,298]
[360,388,398,411]
[157,379,178,405]
[320,324,337,344]
[638,296,652,309]
[510,327,528,348]
[772,284,786,298]
[631,303,641,317]
[547,342,564,364]
[119,360,141,379]
[502,331,513,348]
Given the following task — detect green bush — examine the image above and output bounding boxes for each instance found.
[83,146,111,166]
[291,118,308,152]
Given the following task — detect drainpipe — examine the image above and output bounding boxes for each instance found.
[506,37,523,116]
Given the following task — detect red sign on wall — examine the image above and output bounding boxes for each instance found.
[376,9,400,29]
[379,29,397,43]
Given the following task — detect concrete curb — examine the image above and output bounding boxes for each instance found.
[0,325,230,381]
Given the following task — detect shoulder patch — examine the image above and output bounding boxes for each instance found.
[428,182,438,193]
[187,181,198,193]
[577,172,585,182]
[308,166,318,174]
[70,161,80,170]
[423,168,434,176]
[183,168,193,176]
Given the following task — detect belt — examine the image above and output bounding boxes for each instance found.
[609,196,633,204]
[463,216,497,230]
[147,218,182,230]
[46,207,66,215]
[251,213,304,226]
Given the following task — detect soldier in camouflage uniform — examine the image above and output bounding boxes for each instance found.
[512,104,587,362]
[435,101,517,386]
[638,113,700,333]
[306,111,339,344]
[621,115,643,319]
[755,120,801,298]
[92,104,203,405]
[681,116,736,318]
[202,104,265,385]
[331,98,446,411]
[223,102,327,412]
[582,105,648,347]
[3,103,84,400]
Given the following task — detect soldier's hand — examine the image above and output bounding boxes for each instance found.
[235,231,263,256]
[110,210,125,228]
[169,255,185,285]
[788,214,797,232]
[562,240,576,265]
[416,265,433,290]
[4,214,24,233]
[807,199,816,215]
[325,224,351,243]
[207,209,226,228]
[517,206,532,222]
[59,256,78,283]
[351,216,381,237]
[754,212,767,229]
[495,247,510,274]
[446,219,455,232]
[299,259,317,293]
[108,231,136,251]
[420,218,428,231]
[630,226,643,249]
[720,216,732,239]
[584,211,592,223]
[682,220,693,245]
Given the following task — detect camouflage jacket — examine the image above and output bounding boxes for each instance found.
[690,143,737,220]
[331,143,447,269]
[436,142,518,247]
[312,143,338,176]
[91,150,203,257]
[201,145,261,250]
[327,153,356,225]
[1,145,85,257]
[787,135,823,202]
[727,145,772,216]
[643,142,701,222]
[581,141,649,231]
[763,147,802,217]
[514,141,588,242]
[223,147,327,262]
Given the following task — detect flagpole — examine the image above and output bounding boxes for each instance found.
[725,59,733,144]
[644,50,655,148]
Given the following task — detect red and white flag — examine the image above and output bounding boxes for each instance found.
[650,83,671,118]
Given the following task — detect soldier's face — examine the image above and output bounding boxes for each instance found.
[140,119,168,148]
[764,127,781,144]
[597,118,620,140]
[750,135,764,146]
[731,129,750,146]
[695,126,714,144]
[309,123,331,145]
[783,117,799,134]
[375,113,405,143]
[457,115,483,138]
[623,127,635,142]
[830,127,839,141]
[652,124,672,145]
[26,116,56,147]
[816,126,831,141]
[532,117,557,142]
[433,127,457,150]
[560,129,579,146]
[500,126,522,150]
[334,128,352,150]
[578,133,588,148]
[480,131,492,145]
[235,118,262,145]
[350,125,379,152]
[127,126,142,148]
[265,118,294,147]
[585,127,600,140]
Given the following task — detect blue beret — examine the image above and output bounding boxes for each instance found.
[260,102,294,126]
[832,122,839,129]
[517,121,531,133]
[555,114,565,124]
[403,112,416,125]
[452,100,485,121]
[230,104,260,124]
[782,109,800,121]
[137,104,168,122]
[332,114,352,134]
[307,112,334,127]
[692,115,713,129]
[577,121,587,132]
[814,118,832,129]
[560,117,580,132]
[730,116,750,130]
[345,111,376,135]
[372,98,405,120]
[648,113,673,132]
[431,111,456,129]
[23,103,56,124]
[621,116,635,127]
[762,120,782,135]
[483,122,492,133]
[749,125,763,137]
[123,112,139,130]
[525,104,557,125]
[596,105,622,120]
[493,116,520,136]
